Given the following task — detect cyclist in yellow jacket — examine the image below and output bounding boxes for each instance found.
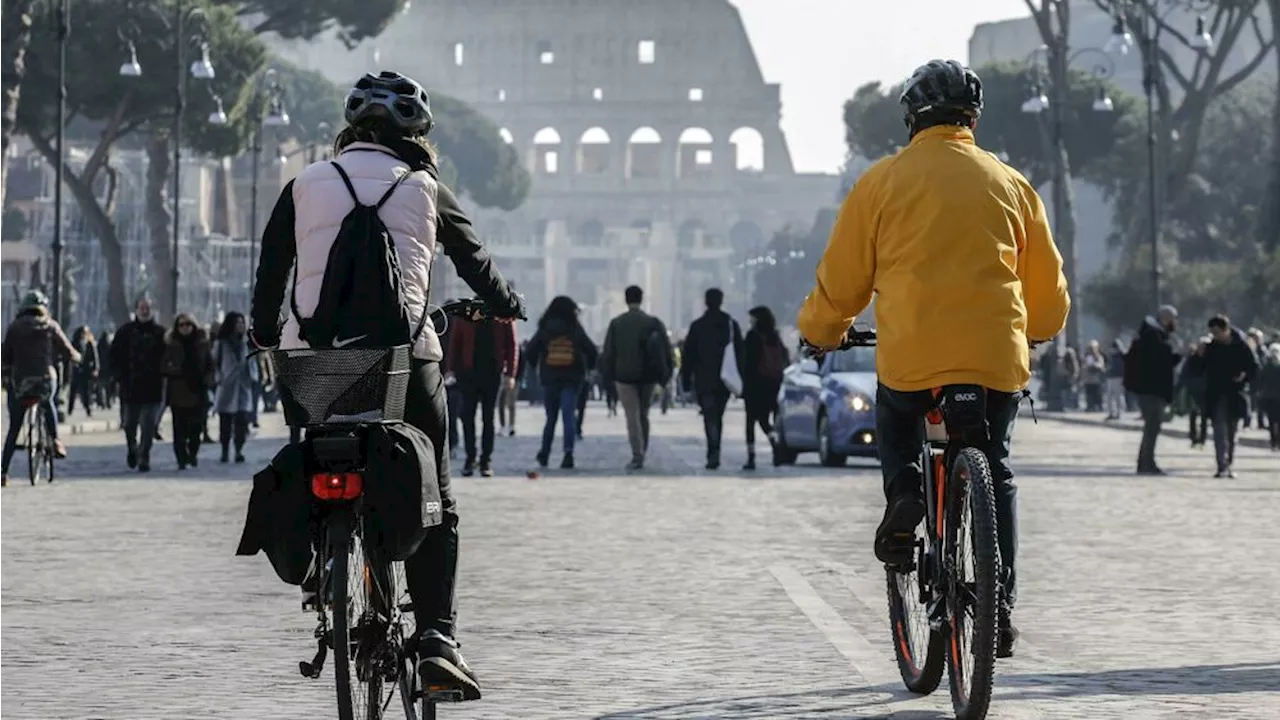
[798,60,1070,658]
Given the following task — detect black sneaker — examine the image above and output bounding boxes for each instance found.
[416,631,481,701]
[479,461,494,478]
[461,459,476,477]
[535,451,549,468]
[127,449,138,469]
[138,460,151,473]
[560,453,574,469]
[626,458,644,471]
[874,477,926,565]
[997,623,1020,659]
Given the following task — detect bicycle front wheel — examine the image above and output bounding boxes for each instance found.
[944,447,1000,720]
[886,512,944,694]
[26,409,44,486]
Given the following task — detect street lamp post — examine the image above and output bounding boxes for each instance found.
[51,0,69,323]
[1022,45,1116,350]
[247,69,289,294]
[171,2,217,317]
[1105,0,1216,310]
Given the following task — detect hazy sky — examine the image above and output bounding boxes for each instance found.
[732,0,1031,173]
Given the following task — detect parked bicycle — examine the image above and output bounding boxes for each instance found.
[804,326,1009,720]
[269,298,502,720]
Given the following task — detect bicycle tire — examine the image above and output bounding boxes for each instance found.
[944,447,999,720]
[885,516,944,694]
[26,407,43,486]
[329,511,363,720]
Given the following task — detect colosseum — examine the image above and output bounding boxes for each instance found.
[273,0,840,332]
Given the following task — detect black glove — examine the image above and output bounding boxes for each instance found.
[489,292,528,321]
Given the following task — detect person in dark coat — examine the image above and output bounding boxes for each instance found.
[741,306,788,470]
[162,313,214,469]
[599,285,672,470]
[445,314,518,477]
[523,296,597,469]
[1202,314,1259,477]
[1258,341,1280,451]
[1177,337,1209,447]
[1123,306,1181,475]
[67,326,100,417]
[680,288,744,470]
[111,296,169,472]
[96,329,116,409]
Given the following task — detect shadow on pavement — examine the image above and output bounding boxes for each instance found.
[595,684,950,720]
[1001,660,1280,699]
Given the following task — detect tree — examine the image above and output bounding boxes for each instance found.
[1264,0,1280,250]
[17,0,265,324]
[750,209,836,323]
[215,0,407,48]
[1,0,38,204]
[1092,0,1274,250]
[843,64,1139,190]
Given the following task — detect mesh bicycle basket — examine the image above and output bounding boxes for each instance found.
[271,346,412,425]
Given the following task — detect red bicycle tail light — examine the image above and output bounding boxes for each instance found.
[310,472,364,501]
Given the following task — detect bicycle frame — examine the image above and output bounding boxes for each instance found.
[916,409,953,632]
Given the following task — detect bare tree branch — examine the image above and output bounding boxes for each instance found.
[101,161,119,214]
[1208,39,1276,101]
[1158,46,1193,91]
[81,94,131,184]
[1023,0,1054,43]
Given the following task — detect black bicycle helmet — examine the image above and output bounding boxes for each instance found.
[344,71,435,135]
[899,60,983,120]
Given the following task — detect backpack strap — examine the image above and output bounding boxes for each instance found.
[375,171,410,209]
[329,161,360,204]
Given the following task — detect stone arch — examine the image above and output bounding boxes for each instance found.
[729,220,765,251]
[729,127,765,172]
[626,127,662,179]
[577,218,605,246]
[532,127,562,175]
[577,127,611,174]
[677,127,714,177]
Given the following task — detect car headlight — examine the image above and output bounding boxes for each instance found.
[847,393,872,412]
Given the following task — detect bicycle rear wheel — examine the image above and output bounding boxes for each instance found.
[886,514,944,694]
[329,510,382,720]
[944,447,1000,720]
[26,408,45,486]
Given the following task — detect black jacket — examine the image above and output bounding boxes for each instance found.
[524,316,598,388]
[1203,327,1259,417]
[111,318,168,404]
[681,309,744,396]
[600,307,671,385]
[743,329,788,396]
[1124,318,1180,402]
[249,169,521,343]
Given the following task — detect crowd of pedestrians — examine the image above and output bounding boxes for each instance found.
[1039,305,1280,478]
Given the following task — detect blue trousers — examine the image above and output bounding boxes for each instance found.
[540,382,579,457]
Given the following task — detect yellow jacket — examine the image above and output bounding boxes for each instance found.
[798,126,1070,393]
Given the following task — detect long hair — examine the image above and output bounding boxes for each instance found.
[538,295,580,334]
[333,118,439,173]
[748,305,780,343]
[170,312,204,342]
[217,311,245,343]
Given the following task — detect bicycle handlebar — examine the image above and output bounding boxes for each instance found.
[800,325,877,359]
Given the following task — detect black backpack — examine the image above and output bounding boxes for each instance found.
[292,162,427,349]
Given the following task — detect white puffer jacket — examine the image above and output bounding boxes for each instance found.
[282,142,442,361]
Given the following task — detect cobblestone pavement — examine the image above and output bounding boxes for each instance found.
[3,401,1278,719]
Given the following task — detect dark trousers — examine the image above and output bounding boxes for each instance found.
[576,379,591,435]
[446,384,462,453]
[458,375,499,463]
[1188,405,1209,445]
[400,361,458,637]
[2,389,59,475]
[172,405,204,466]
[1137,394,1167,470]
[744,389,779,449]
[1210,399,1239,472]
[1262,399,1280,448]
[122,402,162,462]
[541,382,579,456]
[219,412,249,455]
[875,384,1021,607]
[698,391,731,463]
[67,374,94,416]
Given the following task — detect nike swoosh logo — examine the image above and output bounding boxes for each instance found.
[332,334,369,349]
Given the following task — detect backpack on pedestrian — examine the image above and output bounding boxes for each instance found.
[758,339,788,382]
[641,324,671,384]
[290,162,426,350]
[545,335,577,368]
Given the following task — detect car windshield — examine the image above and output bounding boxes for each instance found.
[828,346,876,374]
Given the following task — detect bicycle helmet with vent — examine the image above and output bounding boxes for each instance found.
[899,60,983,121]
[344,71,435,135]
[19,289,49,311]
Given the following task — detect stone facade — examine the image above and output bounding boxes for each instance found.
[271,0,839,333]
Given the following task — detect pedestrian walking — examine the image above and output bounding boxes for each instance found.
[497,356,519,437]
[1123,305,1181,475]
[600,285,672,470]
[1080,340,1106,412]
[1257,341,1280,451]
[1178,337,1209,448]
[681,288,744,470]
[1202,315,1258,478]
[96,329,116,410]
[161,313,213,470]
[67,326,99,417]
[213,311,257,464]
[741,306,788,470]
[524,296,597,469]
[1246,328,1267,430]
[1104,338,1126,420]
[446,313,518,477]
[111,296,168,472]
[1058,343,1080,411]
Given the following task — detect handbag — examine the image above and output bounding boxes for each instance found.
[719,319,743,396]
